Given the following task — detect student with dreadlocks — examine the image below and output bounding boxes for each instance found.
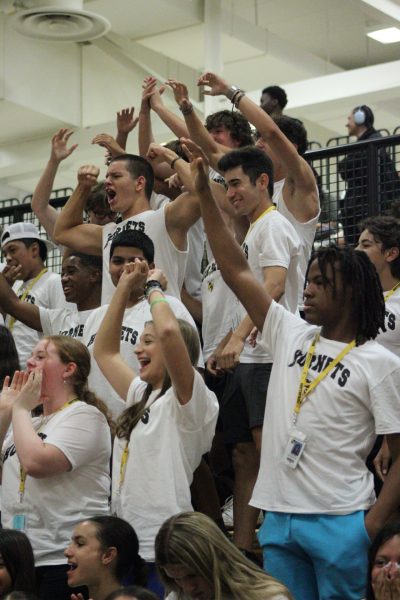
[191,154,400,600]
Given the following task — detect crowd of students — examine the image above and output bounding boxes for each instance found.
[0,70,400,600]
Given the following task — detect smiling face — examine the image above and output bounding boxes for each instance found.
[64,521,106,589]
[372,535,400,589]
[134,322,165,389]
[61,256,99,304]
[356,229,395,279]
[163,564,213,600]
[224,166,267,222]
[208,124,239,149]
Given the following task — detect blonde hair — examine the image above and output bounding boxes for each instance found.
[155,512,293,600]
[116,319,199,440]
[44,336,113,429]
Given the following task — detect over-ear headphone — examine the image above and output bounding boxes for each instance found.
[353,105,374,128]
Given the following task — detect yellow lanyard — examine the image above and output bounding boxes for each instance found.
[18,397,79,501]
[117,442,130,496]
[247,205,276,234]
[8,268,48,331]
[292,332,356,425]
[384,280,400,302]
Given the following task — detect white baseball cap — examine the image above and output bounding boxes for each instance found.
[1,222,56,252]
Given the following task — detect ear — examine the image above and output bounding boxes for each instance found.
[135,175,146,193]
[101,546,118,567]
[257,172,270,191]
[385,246,400,264]
[89,268,102,284]
[63,361,78,381]
[30,241,40,258]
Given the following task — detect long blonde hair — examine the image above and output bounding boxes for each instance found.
[155,512,293,600]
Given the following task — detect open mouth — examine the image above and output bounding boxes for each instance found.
[67,563,78,577]
[107,190,116,203]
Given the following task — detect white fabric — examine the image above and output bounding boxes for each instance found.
[101,206,188,303]
[5,271,69,368]
[201,258,240,361]
[240,209,300,363]
[184,218,205,301]
[273,178,320,307]
[112,370,219,561]
[83,296,202,419]
[250,301,400,515]
[377,289,400,357]
[1,401,111,565]
[39,307,92,340]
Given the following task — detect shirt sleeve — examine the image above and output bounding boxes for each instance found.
[174,370,219,432]
[44,404,111,470]
[370,365,400,434]
[257,216,299,269]
[126,377,149,408]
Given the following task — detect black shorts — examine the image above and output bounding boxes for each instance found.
[220,362,272,445]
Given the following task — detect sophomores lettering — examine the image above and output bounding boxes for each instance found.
[288,349,350,388]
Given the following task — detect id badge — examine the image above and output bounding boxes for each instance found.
[12,514,26,531]
[283,429,307,470]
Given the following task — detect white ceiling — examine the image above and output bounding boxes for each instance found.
[0,0,399,198]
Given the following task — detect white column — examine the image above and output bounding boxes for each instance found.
[204,0,223,116]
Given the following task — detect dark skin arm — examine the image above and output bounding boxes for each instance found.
[0,273,42,331]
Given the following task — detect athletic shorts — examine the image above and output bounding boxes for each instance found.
[220,362,272,445]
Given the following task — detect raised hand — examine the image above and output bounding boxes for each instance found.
[118,259,149,292]
[77,165,100,190]
[1,371,30,413]
[13,369,43,412]
[92,134,125,158]
[50,129,78,163]
[197,72,230,97]
[2,264,22,286]
[116,107,139,134]
[147,268,168,291]
[165,79,189,106]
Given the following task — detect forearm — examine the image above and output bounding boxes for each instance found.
[0,410,12,452]
[12,407,45,473]
[93,283,130,362]
[116,131,129,151]
[184,110,223,170]
[0,275,41,331]
[53,183,89,240]
[31,159,60,238]
[138,111,155,157]
[180,287,202,325]
[153,104,189,139]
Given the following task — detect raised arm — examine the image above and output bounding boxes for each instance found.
[198,72,319,221]
[0,273,42,331]
[53,165,103,254]
[93,262,146,401]
[138,78,156,158]
[146,270,195,405]
[193,157,270,332]
[147,77,189,140]
[31,129,78,239]
[115,106,139,151]
[166,79,225,171]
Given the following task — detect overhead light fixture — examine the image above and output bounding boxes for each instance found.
[367,27,400,44]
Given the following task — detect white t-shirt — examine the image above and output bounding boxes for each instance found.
[39,307,92,340]
[112,370,219,561]
[273,178,320,307]
[201,258,240,361]
[101,207,188,303]
[5,271,69,368]
[250,302,400,515]
[83,296,202,419]
[240,209,300,363]
[377,289,400,357]
[1,401,111,566]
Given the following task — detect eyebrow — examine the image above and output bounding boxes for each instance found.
[72,535,86,543]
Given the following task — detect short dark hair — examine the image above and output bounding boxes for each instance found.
[0,529,36,594]
[274,116,308,156]
[205,110,254,147]
[217,146,274,197]
[307,245,385,344]
[63,252,103,281]
[109,230,155,264]
[87,516,146,586]
[164,140,189,162]
[359,215,400,278]
[110,155,154,200]
[19,238,47,263]
[262,86,288,110]
[0,325,20,388]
